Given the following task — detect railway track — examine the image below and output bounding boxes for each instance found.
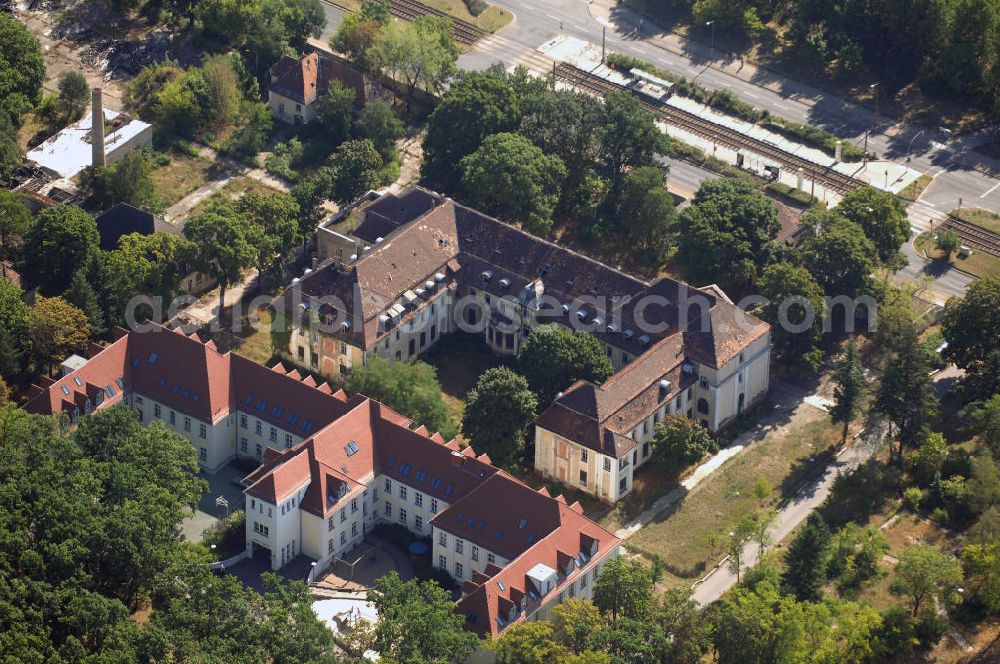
[389,0,486,46]
[554,62,861,197]
[941,214,1000,257]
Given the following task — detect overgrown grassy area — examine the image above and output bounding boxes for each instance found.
[421,333,509,431]
[213,305,293,367]
[149,146,220,207]
[625,412,842,580]
[952,207,1000,234]
[914,231,1000,279]
[186,176,285,218]
[328,0,511,32]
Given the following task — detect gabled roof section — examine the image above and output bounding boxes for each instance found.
[25,334,131,416]
[456,501,621,637]
[430,472,562,560]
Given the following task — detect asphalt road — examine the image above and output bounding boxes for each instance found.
[461,0,1000,215]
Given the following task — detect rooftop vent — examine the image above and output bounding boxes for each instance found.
[576,310,587,320]
[499,277,511,288]
[639,334,651,346]
[341,321,351,331]
[482,270,492,282]
[350,253,358,261]
[623,329,634,340]
[434,272,446,282]
[375,236,384,243]
[659,378,671,392]
[607,322,618,333]
[561,303,571,314]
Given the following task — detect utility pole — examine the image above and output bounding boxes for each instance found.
[706,20,715,58]
[870,82,880,134]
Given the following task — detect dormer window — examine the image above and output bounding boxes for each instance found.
[481,270,492,282]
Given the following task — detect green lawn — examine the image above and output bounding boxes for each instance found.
[899,173,934,202]
[626,414,842,580]
[915,231,1000,279]
[421,333,509,435]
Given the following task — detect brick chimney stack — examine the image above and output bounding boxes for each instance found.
[91,88,106,168]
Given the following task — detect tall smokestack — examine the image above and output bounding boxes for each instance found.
[91,88,106,168]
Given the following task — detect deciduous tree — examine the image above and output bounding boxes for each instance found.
[617,166,675,262]
[894,544,963,616]
[0,190,32,261]
[236,191,301,289]
[26,296,90,375]
[516,325,614,405]
[315,80,356,146]
[327,139,384,205]
[422,71,521,189]
[835,186,909,265]
[593,557,653,623]
[183,207,257,314]
[357,99,404,162]
[460,132,566,235]
[58,70,90,121]
[369,15,458,112]
[346,357,455,439]
[875,325,937,465]
[758,262,825,369]
[0,14,46,121]
[461,367,537,469]
[675,177,780,287]
[24,204,101,296]
[800,214,877,297]
[651,414,717,472]
[941,275,1000,397]
[936,229,960,260]
[370,572,478,664]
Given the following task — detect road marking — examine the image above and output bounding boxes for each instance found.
[743,90,761,100]
[545,12,561,21]
[980,182,1000,198]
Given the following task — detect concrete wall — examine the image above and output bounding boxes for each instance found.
[268,91,317,124]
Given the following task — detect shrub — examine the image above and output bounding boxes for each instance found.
[464,0,488,15]
[930,507,949,525]
[914,610,948,647]
[904,486,924,510]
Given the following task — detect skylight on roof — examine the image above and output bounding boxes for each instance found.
[192,394,200,403]
[415,470,427,483]
[387,457,397,470]
[182,389,190,399]
[288,413,299,426]
[302,419,314,433]
[345,440,359,456]
[495,529,504,539]
[527,534,537,545]
[272,406,283,418]
[497,581,506,591]
[518,517,528,530]
[74,376,82,387]
[245,393,254,406]
[148,352,158,365]
[431,478,442,490]
[457,512,465,522]
[399,462,410,476]
[159,378,167,388]
[467,516,476,526]
[132,357,141,368]
[173,385,181,395]
[61,385,70,396]
[256,399,267,413]
[444,483,454,497]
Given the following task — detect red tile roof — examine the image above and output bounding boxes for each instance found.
[269,52,366,106]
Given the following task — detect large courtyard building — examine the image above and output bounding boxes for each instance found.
[285,187,771,504]
[25,323,620,638]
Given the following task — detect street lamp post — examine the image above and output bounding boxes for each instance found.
[870,83,880,134]
[706,21,715,59]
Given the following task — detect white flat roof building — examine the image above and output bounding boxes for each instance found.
[26,108,153,180]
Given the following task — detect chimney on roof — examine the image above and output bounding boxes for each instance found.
[91,88,106,168]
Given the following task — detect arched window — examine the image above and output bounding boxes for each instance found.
[697,398,710,415]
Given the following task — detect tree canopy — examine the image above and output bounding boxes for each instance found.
[24,205,101,296]
[800,214,877,298]
[651,414,718,473]
[835,186,909,265]
[675,177,780,286]
[592,557,653,623]
[346,356,456,439]
[757,262,825,369]
[941,275,1000,397]
[26,296,90,375]
[0,190,32,261]
[0,13,45,121]
[516,325,614,405]
[183,206,257,313]
[460,132,567,235]
[461,367,538,469]
[370,572,478,664]
[368,15,458,112]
